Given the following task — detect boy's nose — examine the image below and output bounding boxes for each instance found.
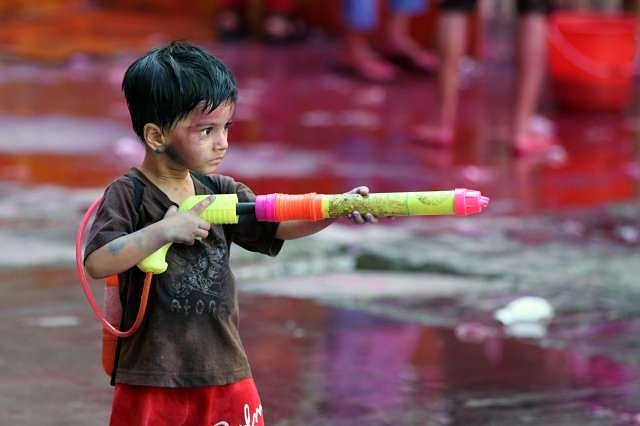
[215,133,229,150]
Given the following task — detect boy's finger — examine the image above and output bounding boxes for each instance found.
[350,211,364,224]
[355,186,369,196]
[190,195,216,214]
[363,212,377,223]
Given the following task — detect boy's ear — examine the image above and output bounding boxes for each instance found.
[143,123,166,153]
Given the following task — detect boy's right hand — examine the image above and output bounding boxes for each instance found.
[162,195,215,245]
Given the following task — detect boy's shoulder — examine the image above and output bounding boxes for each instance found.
[192,172,240,194]
[109,169,243,207]
[100,169,139,199]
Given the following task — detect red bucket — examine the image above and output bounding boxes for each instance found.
[547,12,639,111]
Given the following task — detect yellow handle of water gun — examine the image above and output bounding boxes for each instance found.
[137,194,240,274]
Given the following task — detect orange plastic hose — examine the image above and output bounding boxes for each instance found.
[274,193,324,221]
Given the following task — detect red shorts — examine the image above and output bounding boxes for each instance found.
[109,377,264,426]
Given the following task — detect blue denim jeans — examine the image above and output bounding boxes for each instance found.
[343,0,428,31]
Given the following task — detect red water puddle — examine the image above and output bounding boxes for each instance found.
[241,295,640,424]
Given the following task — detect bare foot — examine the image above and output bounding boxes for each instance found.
[513,115,561,156]
[339,45,397,83]
[409,49,440,72]
[382,44,439,73]
[384,32,439,73]
[413,124,454,147]
[513,132,560,156]
[356,56,396,82]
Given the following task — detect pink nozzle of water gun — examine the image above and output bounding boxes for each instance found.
[454,188,490,216]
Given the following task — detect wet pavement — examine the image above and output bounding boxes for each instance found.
[2,6,640,426]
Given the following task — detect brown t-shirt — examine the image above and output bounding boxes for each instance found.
[85,168,283,387]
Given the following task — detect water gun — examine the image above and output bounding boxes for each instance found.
[76,188,489,375]
[138,188,490,273]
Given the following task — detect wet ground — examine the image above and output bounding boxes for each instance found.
[2,7,640,426]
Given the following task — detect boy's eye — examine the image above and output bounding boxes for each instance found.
[201,128,212,136]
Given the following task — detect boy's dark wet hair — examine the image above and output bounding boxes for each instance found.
[122,41,238,141]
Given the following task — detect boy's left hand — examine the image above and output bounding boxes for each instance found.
[345,186,378,224]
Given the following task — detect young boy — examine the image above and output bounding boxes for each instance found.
[84,41,375,426]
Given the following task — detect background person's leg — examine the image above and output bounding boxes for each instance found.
[414,0,475,145]
[384,0,438,72]
[341,0,397,82]
[513,0,555,154]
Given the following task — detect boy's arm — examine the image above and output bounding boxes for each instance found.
[274,218,335,240]
[85,196,215,278]
[85,221,174,279]
[275,186,376,240]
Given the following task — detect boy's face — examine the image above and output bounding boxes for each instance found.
[163,100,235,175]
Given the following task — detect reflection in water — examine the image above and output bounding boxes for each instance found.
[319,311,424,423]
[241,296,639,425]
